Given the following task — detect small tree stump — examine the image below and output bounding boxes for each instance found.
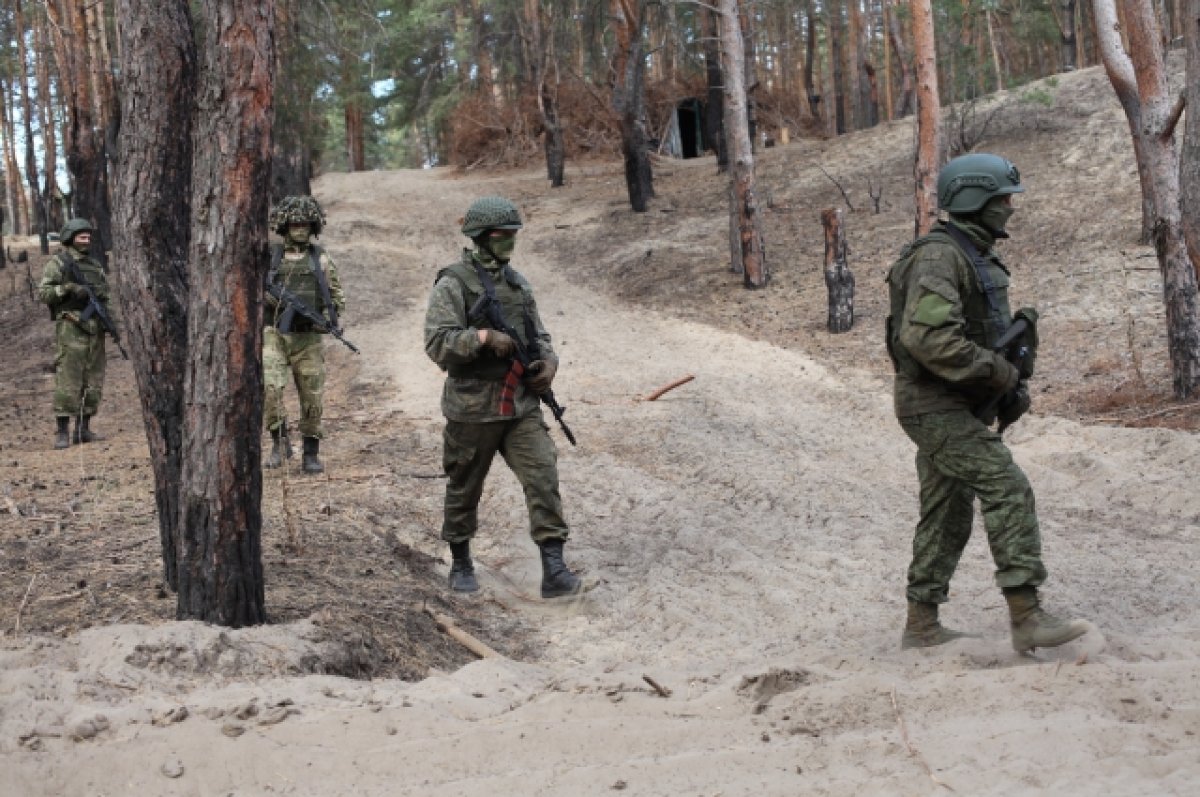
[820,207,855,333]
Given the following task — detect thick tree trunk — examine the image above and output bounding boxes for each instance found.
[177,0,274,625]
[1184,0,1200,275]
[611,0,653,212]
[1094,0,1200,397]
[702,7,727,171]
[912,0,942,237]
[14,0,48,250]
[113,0,197,592]
[821,208,855,333]
[523,0,566,187]
[718,0,768,288]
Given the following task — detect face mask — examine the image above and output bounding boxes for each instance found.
[287,226,311,246]
[72,239,91,254]
[482,235,516,262]
[980,198,1015,235]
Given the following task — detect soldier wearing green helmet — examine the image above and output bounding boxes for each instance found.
[38,218,115,449]
[885,153,1090,653]
[424,196,582,599]
[262,195,345,474]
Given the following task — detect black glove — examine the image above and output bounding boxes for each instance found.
[61,283,90,300]
[1012,307,1038,379]
[997,381,1031,433]
[482,329,516,358]
[526,359,557,393]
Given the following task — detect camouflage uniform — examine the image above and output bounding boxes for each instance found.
[263,245,345,439]
[38,240,111,421]
[887,217,1045,605]
[424,248,567,546]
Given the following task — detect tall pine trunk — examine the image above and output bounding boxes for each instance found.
[14,0,47,250]
[1183,0,1200,277]
[177,0,274,625]
[113,0,197,592]
[702,7,727,171]
[912,0,941,237]
[611,0,653,211]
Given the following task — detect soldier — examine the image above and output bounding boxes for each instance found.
[264,195,345,474]
[886,153,1089,653]
[38,218,113,449]
[424,196,581,599]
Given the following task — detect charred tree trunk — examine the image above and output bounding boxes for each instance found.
[1054,0,1080,71]
[114,0,197,592]
[912,0,942,237]
[522,0,566,187]
[821,208,855,332]
[1095,0,1200,397]
[1183,0,1199,277]
[611,0,653,212]
[177,0,274,625]
[702,6,727,171]
[718,0,768,288]
[14,0,47,250]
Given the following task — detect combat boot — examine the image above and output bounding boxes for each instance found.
[538,539,581,598]
[1003,586,1088,653]
[73,415,104,444]
[447,541,479,593]
[900,601,975,649]
[266,424,293,469]
[54,417,71,450]
[301,436,324,474]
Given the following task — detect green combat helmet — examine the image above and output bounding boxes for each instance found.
[269,195,326,236]
[937,153,1024,214]
[461,196,523,239]
[60,218,94,247]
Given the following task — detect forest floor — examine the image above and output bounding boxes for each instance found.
[1,62,1199,795]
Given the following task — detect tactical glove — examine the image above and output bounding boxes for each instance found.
[482,329,516,358]
[526,358,557,393]
[997,380,1031,432]
[60,283,89,300]
[1013,307,1039,379]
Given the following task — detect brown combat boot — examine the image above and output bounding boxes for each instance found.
[73,415,104,444]
[901,600,975,649]
[265,423,293,469]
[54,417,71,450]
[1003,587,1088,653]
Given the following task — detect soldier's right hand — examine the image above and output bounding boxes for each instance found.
[481,329,516,358]
[60,283,89,300]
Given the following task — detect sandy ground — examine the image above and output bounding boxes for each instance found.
[3,63,1200,795]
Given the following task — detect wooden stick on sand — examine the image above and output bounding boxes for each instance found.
[423,605,501,659]
[643,374,695,402]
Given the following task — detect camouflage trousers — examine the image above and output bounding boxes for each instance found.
[899,410,1047,604]
[440,413,569,545]
[263,327,326,439]
[53,317,106,418]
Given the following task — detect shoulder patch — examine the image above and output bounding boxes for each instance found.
[912,291,955,328]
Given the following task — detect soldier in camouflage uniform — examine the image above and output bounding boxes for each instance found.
[263,195,345,474]
[424,196,581,599]
[38,218,114,450]
[886,153,1089,653]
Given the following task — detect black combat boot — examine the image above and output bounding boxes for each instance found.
[1003,586,1088,653]
[901,601,976,649]
[538,539,581,598]
[73,415,104,444]
[447,541,479,593]
[301,436,324,474]
[54,417,71,450]
[266,423,293,469]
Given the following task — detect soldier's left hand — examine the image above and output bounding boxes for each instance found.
[526,359,557,393]
[997,381,1031,431]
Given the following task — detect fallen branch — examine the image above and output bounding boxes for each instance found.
[891,688,955,791]
[1094,400,1200,425]
[642,374,695,402]
[819,166,855,212]
[423,605,501,659]
[14,574,37,633]
[642,675,672,698]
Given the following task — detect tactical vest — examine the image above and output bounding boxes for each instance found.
[50,251,109,319]
[436,254,537,380]
[268,245,332,331]
[886,224,1012,381]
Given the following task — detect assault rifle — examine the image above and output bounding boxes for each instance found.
[64,260,129,360]
[266,283,360,354]
[468,289,577,447]
[975,317,1030,429]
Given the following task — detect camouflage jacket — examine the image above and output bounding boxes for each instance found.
[264,243,346,332]
[886,219,1022,418]
[424,249,556,422]
[38,247,113,333]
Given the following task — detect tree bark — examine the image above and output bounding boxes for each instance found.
[0,77,27,236]
[887,0,915,117]
[113,0,197,592]
[177,0,274,625]
[14,0,48,250]
[830,2,847,135]
[1183,0,1200,277]
[912,0,942,237]
[522,0,566,187]
[821,207,855,332]
[36,10,63,242]
[702,6,727,171]
[1094,0,1200,397]
[1053,0,1080,71]
[718,0,768,288]
[804,0,822,122]
[611,0,653,211]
